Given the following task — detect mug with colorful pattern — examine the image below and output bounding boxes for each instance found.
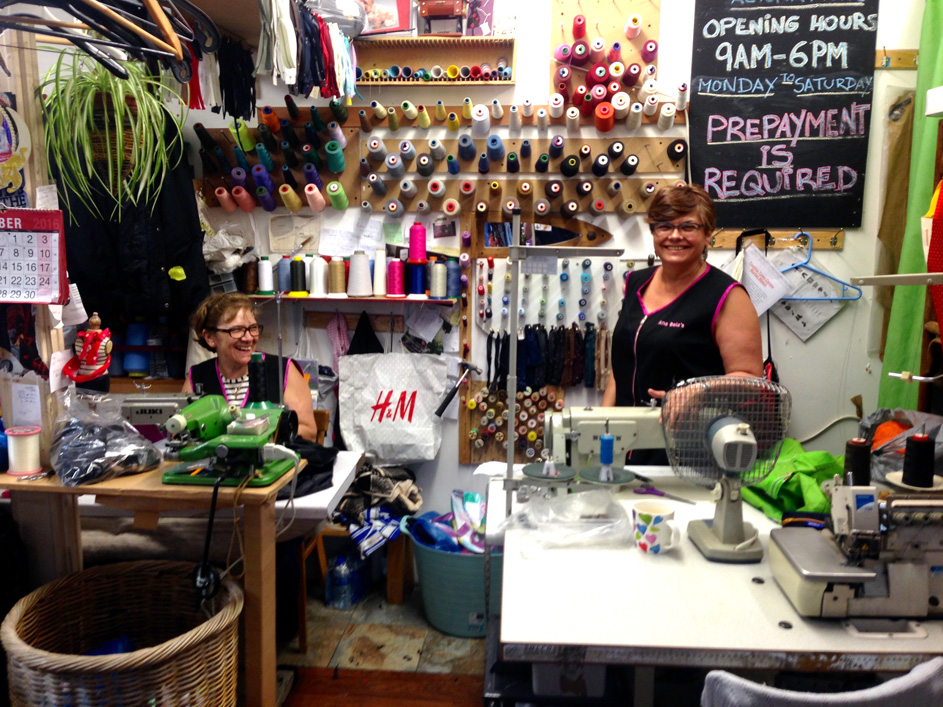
[632,500,681,554]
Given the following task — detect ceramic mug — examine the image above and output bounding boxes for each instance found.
[632,500,681,554]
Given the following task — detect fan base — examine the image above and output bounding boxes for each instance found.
[688,519,763,563]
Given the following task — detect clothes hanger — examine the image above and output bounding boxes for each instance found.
[779,231,862,301]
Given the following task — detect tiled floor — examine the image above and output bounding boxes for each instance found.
[278,586,487,676]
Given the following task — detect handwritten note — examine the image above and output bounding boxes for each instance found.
[689,0,879,227]
[11,382,43,427]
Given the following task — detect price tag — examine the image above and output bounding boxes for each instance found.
[0,208,67,305]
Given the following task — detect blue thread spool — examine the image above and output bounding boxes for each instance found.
[549,135,565,159]
[258,186,277,212]
[303,162,323,189]
[231,167,247,189]
[213,145,231,173]
[277,255,292,291]
[447,155,460,175]
[281,141,299,168]
[281,165,298,189]
[280,118,300,148]
[252,164,274,192]
[445,259,461,297]
[600,434,614,466]
[487,135,505,161]
[478,153,490,174]
[304,122,321,148]
[233,146,250,172]
[256,144,275,171]
[458,135,476,161]
[520,139,532,158]
[123,323,150,377]
[407,262,426,295]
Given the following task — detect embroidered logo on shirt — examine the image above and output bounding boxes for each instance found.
[657,320,685,329]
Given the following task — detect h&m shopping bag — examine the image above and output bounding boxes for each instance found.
[338,353,448,464]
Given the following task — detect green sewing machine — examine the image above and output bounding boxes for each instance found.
[161,394,299,487]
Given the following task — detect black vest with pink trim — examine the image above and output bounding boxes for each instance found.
[187,353,292,405]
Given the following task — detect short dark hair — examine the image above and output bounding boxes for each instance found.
[189,292,257,351]
[646,183,716,235]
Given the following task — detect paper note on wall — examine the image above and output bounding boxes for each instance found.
[11,382,42,427]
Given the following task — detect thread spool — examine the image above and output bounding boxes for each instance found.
[443,198,461,216]
[641,182,658,200]
[537,108,548,130]
[658,103,676,131]
[233,186,255,212]
[347,250,373,297]
[462,96,474,118]
[325,141,346,173]
[280,119,300,149]
[536,153,550,173]
[676,83,689,112]
[572,84,588,107]
[193,122,217,151]
[289,256,307,295]
[843,438,871,486]
[306,256,327,296]
[560,155,580,178]
[572,13,586,38]
[429,262,448,299]
[555,65,572,87]
[642,40,659,63]
[387,107,400,131]
[407,261,427,298]
[257,256,274,294]
[399,140,417,162]
[509,105,522,131]
[400,180,418,199]
[618,199,637,218]
[280,141,298,168]
[385,153,405,178]
[430,65,444,80]
[309,106,327,132]
[258,186,277,212]
[594,102,615,132]
[521,99,534,117]
[409,221,428,261]
[279,184,303,212]
[5,426,42,476]
[417,105,431,129]
[414,154,433,177]
[329,99,348,122]
[588,62,609,86]
[277,255,292,292]
[445,259,461,298]
[282,165,299,190]
[462,230,472,247]
[627,102,644,131]
[230,167,247,189]
[361,200,373,214]
[571,40,589,66]
[233,146,250,172]
[372,249,387,296]
[401,101,419,120]
[326,182,348,210]
[668,139,688,162]
[367,137,388,162]
[590,199,607,215]
[507,153,520,173]
[576,180,593,197]
[491,99,504,120]
[639,79,658,103]
[621,154,640,176]
[534,198,551,216]
[565,107,581,132]
[327,258,347,298]
[611,92,631,120]
[252,164,274,192]
[416,200,431,214]
[549,93,565,119]
[387,259,406,298]
[607,181,623,198]
[472,104,491,135]
[562,200,579,217]
[579,94,596,117]
[447,155,460,174]
[434,101,448,121]
[460,180,476,198]
[487,135,505,161]
[592,154,610,176]
[385,199,404,218]
[216,187,237,212]
[478,153,490,174]
[902,434,936,488]
[427,179,446,199]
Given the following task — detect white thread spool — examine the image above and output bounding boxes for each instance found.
[608,62,625,81]
[521,99,534,117]
[548,93,565,118]
[6,426,42,476]
[611,92,630,119]
[257,257,275,293]
[373,249,387,296]
[658,103,676,131]
[627,102,644,131]
[643,95,659,117]
[430,65,444,80]
[309,255,328,296]
[471,104,491,135]
[536,108,548,130]
[676,83,689,112]
[639,79,658,102]
[644,64,657,80]
[347,250,373,297]
[566,106,581,131]
[509,105,522,131]
[430,262,448,299]
[490,99,504,120]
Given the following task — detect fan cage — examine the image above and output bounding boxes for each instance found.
[662,376,791,486]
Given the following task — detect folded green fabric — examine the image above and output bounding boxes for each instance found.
[741,439,843,524]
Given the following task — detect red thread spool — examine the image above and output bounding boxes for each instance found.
[607,41,622,64]
[572,14,586,38]
[470,65,482,79]
[571,40,589,66]
[557,83,570,102]
[572,84,589,107]
[579,94,596,117]
[594,102,615,133]
[587,62,609,86]
[607,81,621,98]
[555,65,572,87]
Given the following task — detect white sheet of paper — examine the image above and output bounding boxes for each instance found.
[318,228,359,257]
[769,246,844,341]
[35,184,59,210]
[11,382,43,427]
[740,244,795,316]
[358,220,384,252]
[406,305,444,342]
[49,349,73,392]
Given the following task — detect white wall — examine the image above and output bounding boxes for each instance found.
[39,0,925,515]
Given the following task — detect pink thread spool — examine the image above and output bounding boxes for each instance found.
[572,14,586,39]
[623,63,642,87]
[232,186,256,212]
[642,40,659,63]
[387,259,406,298]
[408,221,428,261]
[215,187,238,212]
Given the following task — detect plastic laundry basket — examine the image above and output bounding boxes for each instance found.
[402,518,502,638]
[1,560,243,707]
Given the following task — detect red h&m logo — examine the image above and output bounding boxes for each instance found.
[370,390,417,423]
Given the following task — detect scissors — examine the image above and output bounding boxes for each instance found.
[633,485,696,505]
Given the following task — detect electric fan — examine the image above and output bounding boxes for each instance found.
[662,376,791,562]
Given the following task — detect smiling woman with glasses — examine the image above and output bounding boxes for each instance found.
[182,292,318,441]
[601,184,762,464]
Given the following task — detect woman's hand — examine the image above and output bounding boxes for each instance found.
[647,388,666,401]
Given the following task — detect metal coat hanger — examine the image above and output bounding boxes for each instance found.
[779,232,862,301]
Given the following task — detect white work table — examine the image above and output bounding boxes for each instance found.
[488,467,943,703]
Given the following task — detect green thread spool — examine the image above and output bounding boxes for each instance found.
[309,107,327,132]
[329,99,349,122]
[325,141,346,173]
[326,181,349,210]
[229,119,255,152]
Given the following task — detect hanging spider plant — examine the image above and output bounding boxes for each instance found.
[38,51,187,220]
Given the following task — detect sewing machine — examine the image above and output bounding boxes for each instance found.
[119,392,197,441]
[161,394,298,487]
[545,406,664,471]
[770,482,943,618]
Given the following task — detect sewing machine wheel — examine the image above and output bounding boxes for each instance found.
[278,409,299,443]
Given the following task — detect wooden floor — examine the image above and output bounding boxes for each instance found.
[284,667,485,707]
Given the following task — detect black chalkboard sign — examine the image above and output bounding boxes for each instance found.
[689,0,879,228]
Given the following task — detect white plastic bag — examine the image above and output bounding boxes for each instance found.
[338,353,448,463]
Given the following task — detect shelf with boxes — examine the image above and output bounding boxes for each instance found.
[353,36,516,85]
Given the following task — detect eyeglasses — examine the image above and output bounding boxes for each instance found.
[651,221,704,236]
[210,324,263,338]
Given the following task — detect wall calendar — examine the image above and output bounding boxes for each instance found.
[0,208,66,305]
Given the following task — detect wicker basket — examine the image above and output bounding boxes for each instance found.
[1,560,243,707]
